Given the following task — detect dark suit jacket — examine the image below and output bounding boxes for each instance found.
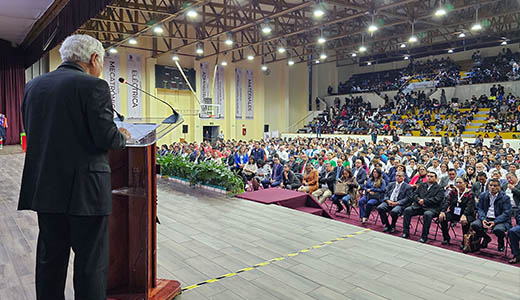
[471,181,488,200]
[271,163,284,182]
[442,189,476,222]
[477,191,512,227]
[18,62,126,216]
[383,182,412,207]
[510,182,520,207]
[411,182,444,214]
[289,161,300,174]
[319,170,336,192]
[283,170,301,187]
[353,167,367,185]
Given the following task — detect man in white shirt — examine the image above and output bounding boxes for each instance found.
[427,158,441,177]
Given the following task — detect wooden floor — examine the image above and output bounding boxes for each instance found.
[1,153,520,300]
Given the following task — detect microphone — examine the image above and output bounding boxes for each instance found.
[113,109,125,122]
[118,77,179,118]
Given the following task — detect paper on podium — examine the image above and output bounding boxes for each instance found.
[115,121,160,146]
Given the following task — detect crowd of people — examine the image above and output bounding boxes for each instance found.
[335,48,520,95]
[158,135,520,264]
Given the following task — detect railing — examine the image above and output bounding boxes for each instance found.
[284,110,321,133]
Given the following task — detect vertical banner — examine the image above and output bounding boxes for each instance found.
[200,62,210,100]
[214,65,225,119]
[235,68,243,119]
[103,53,120,113]
[245,69,254,120]
[126,53,143,118]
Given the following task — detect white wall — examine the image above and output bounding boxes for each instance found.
[312,61,338,101]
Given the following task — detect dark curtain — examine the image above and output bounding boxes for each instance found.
[0,40,25,145]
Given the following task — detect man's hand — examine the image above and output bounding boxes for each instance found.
[119,127,131,140]
[482,220,490,229]
[460,215,467,225]
[439,212,446,222]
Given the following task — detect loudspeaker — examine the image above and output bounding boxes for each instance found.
[264,124,269,132]
[182,125,188,133]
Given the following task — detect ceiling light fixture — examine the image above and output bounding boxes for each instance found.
[404,55,409,60]
[368,24,378,33]
[187,9,198,18]
[435,8,446,17]
[318,37,326,44]
[471,7,482,31]
[501,40,508,45]
[195,42,204,55]
[261,65,268,71]
[128,38,137,45]
[224,33,233,46]
[261,20,272,35]
[172,53,179,61]
[359,45,367,52]
[352,53,357,57]
[458,32,466,38]
[288,59,295,66]
[109,48,118,54]
[153,26,164,34]
[367,61,372,66]
[401,43,406,48]
[448,49,454,53]
[320,52,327,60]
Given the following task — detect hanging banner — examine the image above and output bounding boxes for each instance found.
[126,53,143,118]
[245,69,254,120]
[103,53,121,113]
[235,68,243,119]
[200,62,210,100]
[214,65,225,119]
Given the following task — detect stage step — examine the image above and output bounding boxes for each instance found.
[294,206,324,216]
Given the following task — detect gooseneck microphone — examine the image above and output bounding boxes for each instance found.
[113,109,125,121]
[118,77,178,115]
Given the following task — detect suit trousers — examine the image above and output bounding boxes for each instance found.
[402,206,438,239]
[470,218,508,243]
[377,202,405,228]
[36,213,109,300]
[312,187,332,204]
[509,225,520,256]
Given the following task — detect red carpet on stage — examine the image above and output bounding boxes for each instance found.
[236,188,333,218]
[237,188,516,265]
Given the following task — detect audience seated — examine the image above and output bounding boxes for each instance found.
[358,168,387,224]
[508,208,520,264]
[312,163,336,204]
[280,163,301,190]
[377,171,412,233]
[331,168,359,215]
[471,178,512,252]
[439,177,475,247]
[402,172,444,243]
[298,164,319,194]
[262,157,283,188]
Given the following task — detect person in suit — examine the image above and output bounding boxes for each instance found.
[312,163,336,204]
[508,208,520,264]
[288,155,300,174]
[439,177,475,246]
[352,158,367,186]
[377,171,412,233]
[262,157,283,188]
[18,35,128,300]
[280,163,301,190]
[402,172,444,243]
[359,168,387,224]
[505,172,520,213]
[471,172,488,203]
[471,178,512,252]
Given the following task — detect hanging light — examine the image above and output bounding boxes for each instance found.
[501,40,508,45]
[288,60,295,66]
[368,24,378,32]
[313,7,325,18]
[221,60,228,66]
[351,53,357,57]
[109,48,118,54]
[401,43,406,48]
[471,7,482,31]
[187,9,198,18]
[153,26,164,34]
[318,36,326,44]
[278,44,286,53]
[448,49,454,53]
[409,35,418,43]
[458,32,466,38]
[404,55,409,60]
[261,20,272,35]
[195,42,204,55]
[435,8,446,17]
[128,38,137,45]
[359,45,367,52]
[320,52,327,60]
[367,61,372,66]
[247,54,254,60]
[315,60,320,64]
[224,33,233,46]
[172,52,180,61]
[261,65,268,71]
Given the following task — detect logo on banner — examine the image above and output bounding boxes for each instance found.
[126,54,143,118]
[103,53,120,112]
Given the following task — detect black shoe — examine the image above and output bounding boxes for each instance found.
[336,206,344,213]
[481,235,492,249]
[498,242,505,252]
[361,218,367,225]
[442,239,450,245]
[419,238,428,243]
[402,233,410,238]
[459,243,464,250]
[509,256,520,264]
[382,226,391,232]
[389,227,396,233]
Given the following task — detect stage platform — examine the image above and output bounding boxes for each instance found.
[1,153,520,300]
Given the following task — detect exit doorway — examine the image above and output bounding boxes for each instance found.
[203,126,219,143]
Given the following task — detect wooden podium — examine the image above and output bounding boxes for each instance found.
[107,114,183,300]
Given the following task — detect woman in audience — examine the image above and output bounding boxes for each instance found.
[439,177,475,247]
[298,164,319,194]
[463,165,477,185]
[234,146,249,172]
[438,163,449,181]
[331,168,358,215]
[242,157,257,186]
[252,160,271,191]
[410,164,428,188]
[359,168,387,224]
[280,163,301,190]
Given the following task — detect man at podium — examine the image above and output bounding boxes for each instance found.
[18,34,129,300]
